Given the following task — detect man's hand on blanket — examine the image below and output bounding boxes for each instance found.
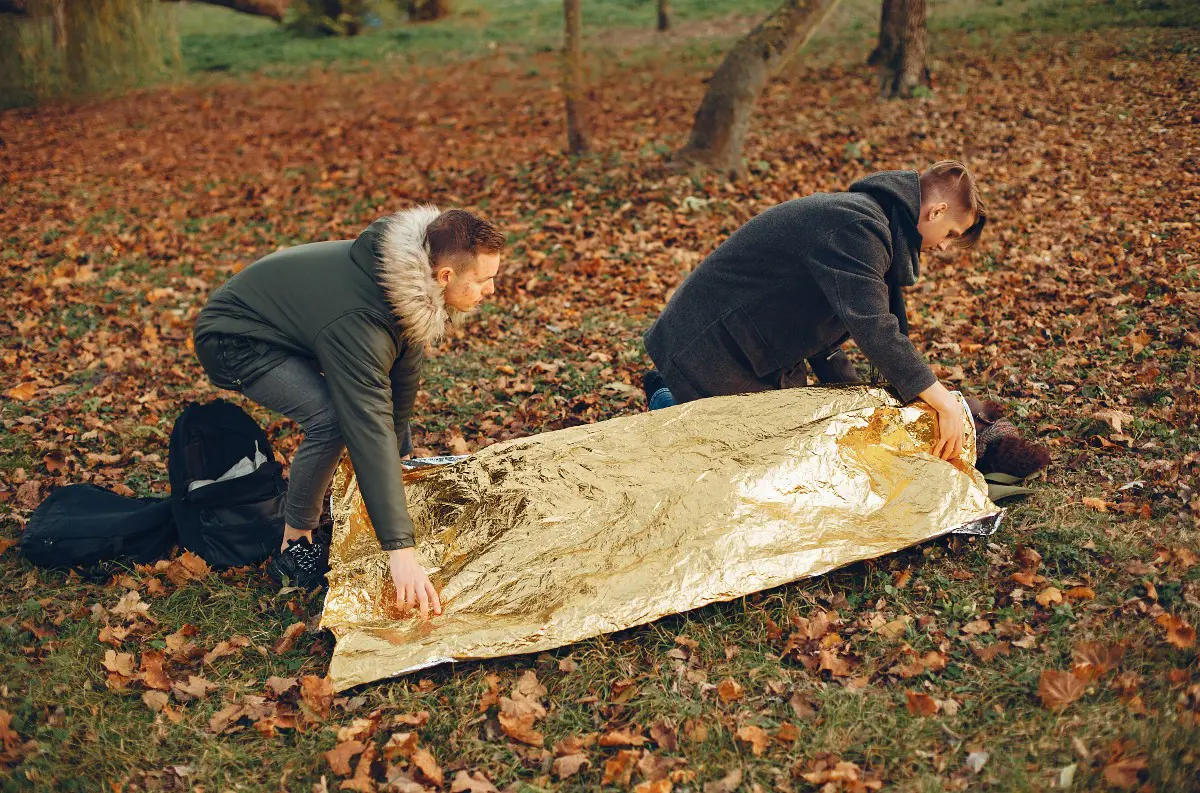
[919,381,966,462]
[388,548,443,620]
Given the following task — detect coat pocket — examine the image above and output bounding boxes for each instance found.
[719,305,782,378]
[669,306,782,398]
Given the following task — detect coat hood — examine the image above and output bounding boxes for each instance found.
[350,206,463,349]
[849,170,923,336]
[849,170,922,288]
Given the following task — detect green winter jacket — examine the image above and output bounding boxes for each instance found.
[193,207,460,550]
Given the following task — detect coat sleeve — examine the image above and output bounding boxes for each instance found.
[313,313,415,551]
[806,220,937,402]
[390,342,424,458]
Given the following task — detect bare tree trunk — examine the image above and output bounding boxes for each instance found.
[0,0,289,22]
[874,0,930,98]
[407,0,450,22]
[656,0,669,32]
[562,0,590,154]
[866,0,895,66]
[52,0,67,52]
[673,0,841,175]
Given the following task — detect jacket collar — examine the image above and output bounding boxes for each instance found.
[372,206,463,349]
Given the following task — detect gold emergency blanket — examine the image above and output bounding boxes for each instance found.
[321,386,999,690]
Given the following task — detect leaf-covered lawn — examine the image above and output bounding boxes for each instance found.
[1,2,1198,791]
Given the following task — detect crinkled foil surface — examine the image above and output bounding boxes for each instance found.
[321,386,999,690]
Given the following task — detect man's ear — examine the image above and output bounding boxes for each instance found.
[434,266,455,287]
[926,201,949,222]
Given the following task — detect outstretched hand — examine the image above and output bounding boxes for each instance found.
[387,547,443,621]
[919,381,967,462]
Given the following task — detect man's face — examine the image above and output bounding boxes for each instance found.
[917,201,975,253]
[437,252,500,312]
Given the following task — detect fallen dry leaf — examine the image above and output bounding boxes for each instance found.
[450,770,499,793]
[162,551,210,586]
[382,732,419,761]
[272,621,307,655]
[1102,752,1147,789]
[1093,408,1135,434]
[1155,613,1196,649]
[636,752,686,783]
[734,724,769,756]
[552,753,590,780]
[905,690,940,717]
[716,677,744,703]
[337,717,378,743]
[208,703,247,735]
[703,767,743,793]
[4,382,38,401]
[1064,586,1096,601]
[410,747,444,787]
[264,675,298,698]
[1038,669,1086,711]
[789,691,817,720]
[649,720,678,752]
[601,749,642,787]
[633,780,672,793]
[498,697,545,746]
[325,740,367,777]
[798,754,881,790]
[600,727,647,747]
[142,690,170,712]
[138,650,171,691]
[301,675,334,718]
[1036,587,1064,608]
[477,673,501,712]
[203,635,250,665]
[392,710,431,728]
[961,619,992,635]
[774,722,799,744]
[340,744,377,792]
[102,650,135,677]
[818,649,852,677]
[1071,642,1124,681]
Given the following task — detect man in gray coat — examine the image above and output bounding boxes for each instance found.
[642,161,986,461]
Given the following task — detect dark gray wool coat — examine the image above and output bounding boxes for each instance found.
[644,171,937,404]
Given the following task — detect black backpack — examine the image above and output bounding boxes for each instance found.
[19,484,176,575]
[168,399,286,569]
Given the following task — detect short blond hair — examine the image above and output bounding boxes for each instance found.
[920,160,987,248]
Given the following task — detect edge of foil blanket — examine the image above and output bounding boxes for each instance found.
[321,387,1003,690]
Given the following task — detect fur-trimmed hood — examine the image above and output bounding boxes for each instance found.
[362,205,462,349]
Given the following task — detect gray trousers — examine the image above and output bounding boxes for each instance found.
[211,336,410,531]
[240,357,345,531]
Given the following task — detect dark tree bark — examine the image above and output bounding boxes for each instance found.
[407,0,449,22]
[562,0,591,154]
[871,0,930,98]
[866,0,894,66]
[3,0,289,21]
[673,0,841,175]
[656,0,669,32]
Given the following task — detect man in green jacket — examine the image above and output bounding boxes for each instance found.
[194,207,503,619]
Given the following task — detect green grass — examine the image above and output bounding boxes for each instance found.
[3,498,1196,791]
[2,0,1198,789]
[172,0,1200,79]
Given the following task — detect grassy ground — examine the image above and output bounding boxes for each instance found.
[1,0,1199,791]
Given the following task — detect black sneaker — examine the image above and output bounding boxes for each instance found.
[642,369,667,404]
[266,536,329,590]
